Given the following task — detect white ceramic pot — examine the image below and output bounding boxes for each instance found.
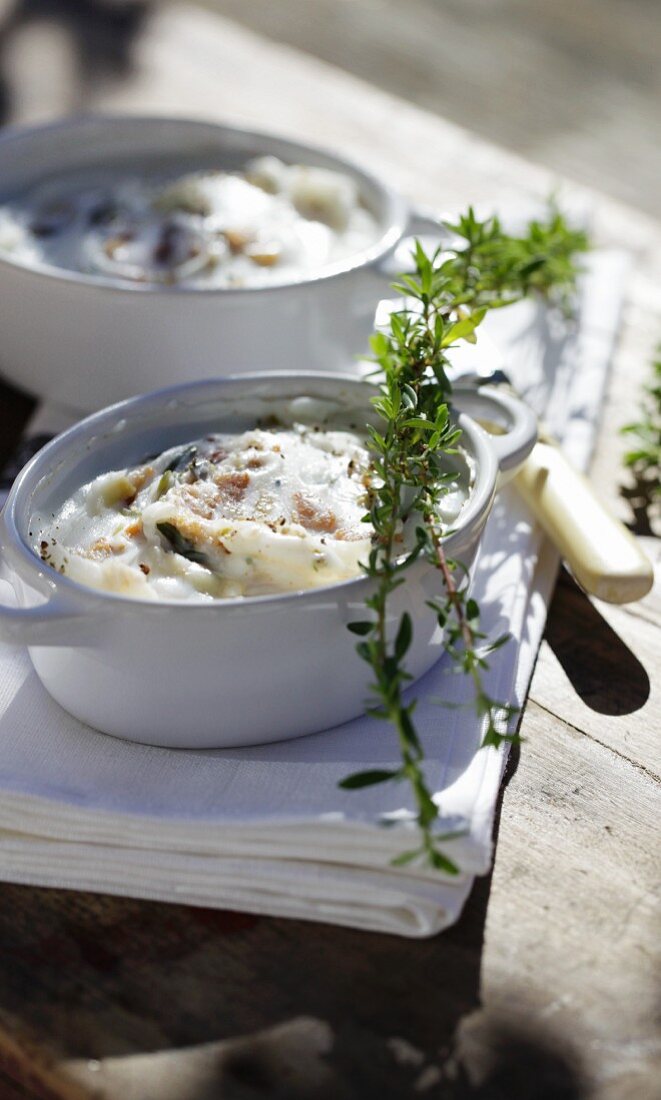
[0,373,536,748]
[0,115,445,411]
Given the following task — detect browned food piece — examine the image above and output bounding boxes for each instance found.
[248,252,280,267]
[214,470,250,502]
[181,485,218,520]
[104,230,136,258]
[154,223,188,267]
[124,519,143,538]
[209,446,229,463]
[293,492,337,534]
[85,537,125,560]
[223,229,252,254]
[334,528,366,542]
[117,465,155,508]
[131,465,154,491]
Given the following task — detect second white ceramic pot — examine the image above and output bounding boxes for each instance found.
[0,373,536,748]
[0,115,445,411]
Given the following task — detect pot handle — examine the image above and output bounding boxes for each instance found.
[0,590,91,646]
[0,555,91,646]
[405,205,449,240]
[370,205,451,284]
[451,385,538,478]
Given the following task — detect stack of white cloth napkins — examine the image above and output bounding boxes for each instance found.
[0,250,628,937]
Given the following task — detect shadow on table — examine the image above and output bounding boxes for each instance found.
[620,475,660,538]
[0,0,152,124]
[545,568,650,715]
[0,376,35,473]
[0,746,589,1100]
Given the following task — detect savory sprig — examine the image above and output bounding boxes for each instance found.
[443,206,588,313]
[339,209,588,872]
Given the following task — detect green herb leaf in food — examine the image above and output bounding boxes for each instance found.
[156,521,210,566]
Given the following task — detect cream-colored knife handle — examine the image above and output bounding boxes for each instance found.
[515,438,654,604]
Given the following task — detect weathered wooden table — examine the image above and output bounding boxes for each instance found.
[0,7,659,1099]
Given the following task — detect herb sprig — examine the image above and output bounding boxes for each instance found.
[340,208,588,871]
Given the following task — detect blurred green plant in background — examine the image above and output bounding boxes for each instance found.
[621,350,661,534]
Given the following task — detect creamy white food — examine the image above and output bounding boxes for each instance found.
[36,418,470,602]
[0,157,380,288]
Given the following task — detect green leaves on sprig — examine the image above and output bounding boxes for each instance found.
[339,206,588,872]
[443,206,589,313]
[425,566,520,754]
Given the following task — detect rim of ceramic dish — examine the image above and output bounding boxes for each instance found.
[2,373,497,613]
[0,114,409,295]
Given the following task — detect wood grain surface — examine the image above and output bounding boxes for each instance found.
[199,0,661,222]
[0,6,659,1099]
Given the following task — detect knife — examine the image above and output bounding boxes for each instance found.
[450,336,654,605]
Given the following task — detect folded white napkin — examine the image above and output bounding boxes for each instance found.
[0,250,628,937]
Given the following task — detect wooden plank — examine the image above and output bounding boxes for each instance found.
[531,568,661,777]
[0,880,492,1099]
[196,0,661,221]
[467,700,661,1100]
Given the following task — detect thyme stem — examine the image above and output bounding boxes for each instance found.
[340,207,588,871]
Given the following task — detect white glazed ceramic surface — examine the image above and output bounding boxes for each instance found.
[0,374,536,748]
[0,116,445,411]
